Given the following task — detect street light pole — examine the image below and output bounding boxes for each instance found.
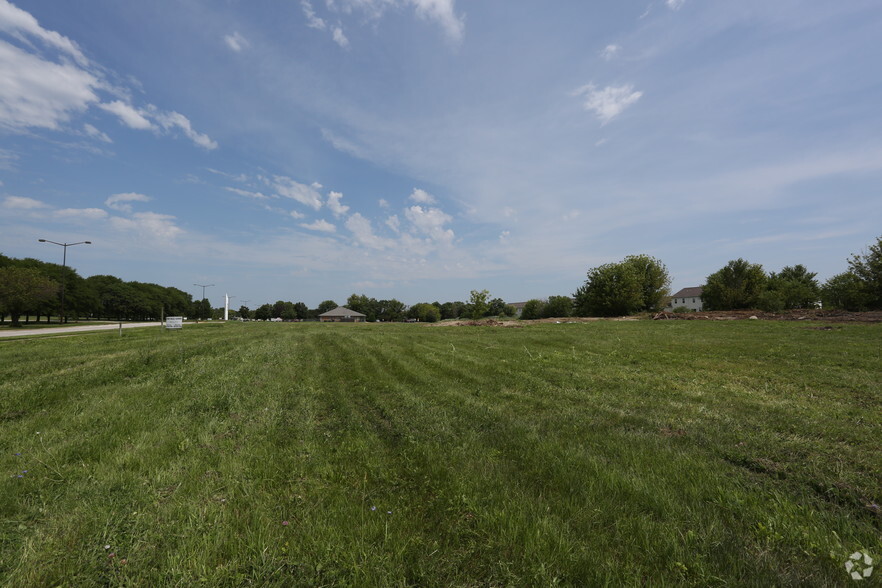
[38,239,91,324]
[193,283,214,300]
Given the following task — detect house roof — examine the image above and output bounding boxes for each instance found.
[319,306,366,317]
[671,287,703,298]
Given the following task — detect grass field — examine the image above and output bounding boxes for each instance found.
[1,320,879,586]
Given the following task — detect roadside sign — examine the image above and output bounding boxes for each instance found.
[166,316,183,329]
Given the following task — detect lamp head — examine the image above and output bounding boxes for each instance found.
[38,239,46,242]
[84,241,92,244]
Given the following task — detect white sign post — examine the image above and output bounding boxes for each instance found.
[166,316,183,330]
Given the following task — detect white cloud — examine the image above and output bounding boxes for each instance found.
[601,44,620,60]
[332,27,349,49]
[0,0,89,66]
[301,0,327,30]
[2,195,47,209]
[573,83,643,124]
[326,191,349,216]
[300,219,336,232]
[110,211,184,241]
[83,123,111,143]
[152,109,218,150]
[378,198,390,208]
[55,207,108,220]
[320,0,464,43]
[290,210,306,219]
[405,205,454,245]
[666,0,686,10]
[409,187,436,204]
[99,100,153,130]
[225,187,271,200]
[499,230,510,243]
[409,0,465,43]
[272,176,324,210]
[385,214,400,232]
[105,192,152,213]
[0,40,99,130]
[224,31,250,52]
[345,213,394,249]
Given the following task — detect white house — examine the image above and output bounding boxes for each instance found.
[667,287,704,311]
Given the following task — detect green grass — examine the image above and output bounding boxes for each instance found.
[0,320,879,586]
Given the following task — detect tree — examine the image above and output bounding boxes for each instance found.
[573,255,670,317]
[763,265,820,310]
[0,267,59,327]
[468,289,490,320]
[701,259,767,311]
[293,302,309,320]
[238,305,251,319]
[347,293,379,322]
[408,302,440,323]
[377,299,406,322]
[316,300,338,316]
[487,298,508,317]
[574,263,642,317]
[520,299,545,320]
[847,235,882,309]
[254,303,272,321]
[821,272,870,311]
[439,301,465,320]
[543,295,573,318]
[623,254,671,312]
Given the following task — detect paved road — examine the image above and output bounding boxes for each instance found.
[0,322,163,339]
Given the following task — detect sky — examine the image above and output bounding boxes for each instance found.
[1,0,881,308]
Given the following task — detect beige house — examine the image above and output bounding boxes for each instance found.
[319,306,367,322]
[667,287,704,311]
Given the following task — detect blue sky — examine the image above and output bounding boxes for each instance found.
[1,0,881,308]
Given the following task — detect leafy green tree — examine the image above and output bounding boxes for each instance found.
[377,299,406,322]
[520,299,545,320]
[574,255,670,317]
[764,265,820,310]
[574,262,642,317]
[408,302,440,323]
[543,295,573,318]
[238,305,251,319]
[701,259,768,310]
[439,301,465,320]
[468,289,490,320]
[316,300,338,316]
[254,303,272,320]
[193,299,212,320]
[487,298,508,317]
[0,267,59,327]
[623,254,671,312]
[346,293,379,321]
[293,302,309,320]
[847,235,882,309]
[821,272,870,311]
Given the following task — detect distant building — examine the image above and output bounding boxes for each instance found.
[318,306,367,322]
[667,287,704,311]
[508,302,528,316]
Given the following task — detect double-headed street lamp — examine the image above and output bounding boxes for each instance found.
[194,283,214,300]
[38,239,91,324]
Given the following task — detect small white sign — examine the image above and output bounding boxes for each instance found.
[166,316,183,330]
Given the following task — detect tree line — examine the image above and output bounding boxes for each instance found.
[3,235,880,326]
[0,254,193,326]
[519,235,882,318]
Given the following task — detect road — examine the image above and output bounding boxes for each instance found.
[0,322,164,339]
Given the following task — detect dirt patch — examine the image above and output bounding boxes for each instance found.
[652,309,882,323]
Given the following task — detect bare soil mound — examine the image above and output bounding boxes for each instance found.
[652,309,882,323]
